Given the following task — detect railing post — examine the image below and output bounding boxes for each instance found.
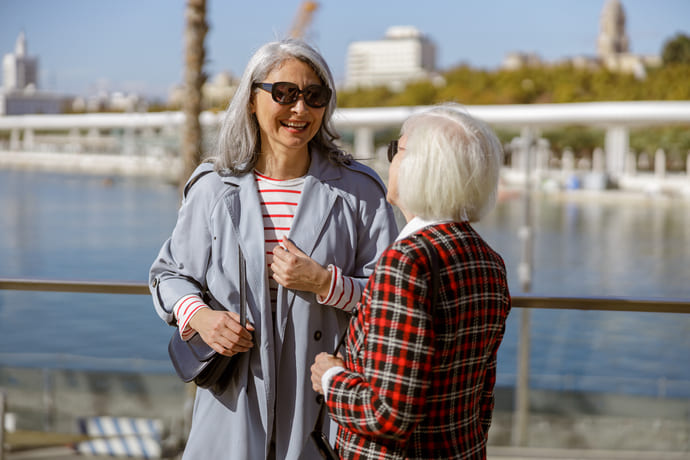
[9,129,20,151]
[605,125,629,181]
[0,390,6,460]
[353,126,375,158]
[22,128,35,151]
[43,369,55,431]
[512,127,535,447]
[654,148,666,179]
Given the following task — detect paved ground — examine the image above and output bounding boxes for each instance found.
[5,445,690,459]
[2,369,688,458]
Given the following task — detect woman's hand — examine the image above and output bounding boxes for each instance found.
[310,352,345,395]
[271,237,331,298]
[188,308,255,357]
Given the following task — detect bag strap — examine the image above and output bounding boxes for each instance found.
[239,244,246,328]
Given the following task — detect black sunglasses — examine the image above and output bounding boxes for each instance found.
[310,330,349,459]
[387,140,399,162]
[254,81,332,108]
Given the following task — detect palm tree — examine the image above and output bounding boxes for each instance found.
[181,0,208,190]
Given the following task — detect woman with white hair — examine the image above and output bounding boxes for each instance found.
[311,104,512,459]
[150,39,397,459]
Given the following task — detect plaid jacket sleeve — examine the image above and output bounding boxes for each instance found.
[326,243,435,441]
[480,281,509,434]
[480,339,498,434]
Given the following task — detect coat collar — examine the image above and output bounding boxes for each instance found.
[220,148,342,256]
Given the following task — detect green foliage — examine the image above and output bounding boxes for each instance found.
[542,126,606,155]
[630,126,690,158]
[389,81,439,106]
[337,86,395,107]
[662,33,690,65]
[337,61,690,108]
[335,59,689,158]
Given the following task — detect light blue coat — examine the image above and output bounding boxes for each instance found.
[149,150,397,459]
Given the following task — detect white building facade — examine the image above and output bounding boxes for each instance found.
[345,26,437,91]
[1,31,63,115]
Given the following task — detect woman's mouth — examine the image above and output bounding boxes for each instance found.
[281,120,309,131]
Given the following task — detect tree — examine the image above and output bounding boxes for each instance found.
[662,33,690,65]
[181,0,208,190]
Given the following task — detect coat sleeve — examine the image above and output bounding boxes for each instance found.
[340,164,398,311]
[149,169,217,325]
[326,246,435,441]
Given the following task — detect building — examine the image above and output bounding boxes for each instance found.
[3,31,38,92]
[344,26,440,91]
[501,0,661,77]
[1,31,64,115]
[596,0,660,78]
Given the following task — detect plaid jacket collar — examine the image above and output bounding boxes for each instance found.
[396,216,454,241]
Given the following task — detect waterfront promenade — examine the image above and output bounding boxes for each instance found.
[2,102,689,458]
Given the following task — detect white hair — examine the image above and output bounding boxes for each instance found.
[212,39,349,174]
[397,104,503,222]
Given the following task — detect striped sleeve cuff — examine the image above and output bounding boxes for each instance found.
[317,265,361,312]
[173,294,209,341]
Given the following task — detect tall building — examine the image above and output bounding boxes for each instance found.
[344,26,438,91]
[597,0,630,57]
[1,31,63,115]
[2,31,38,91]
[597,0,660,77]
[502,0,660,77]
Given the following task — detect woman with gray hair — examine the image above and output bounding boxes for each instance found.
[311,104,512,459]
[150,39,397,459]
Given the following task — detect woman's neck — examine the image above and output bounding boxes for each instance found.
[256,149,310,180]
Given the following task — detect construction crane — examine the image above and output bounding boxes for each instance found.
[289,1,319,39]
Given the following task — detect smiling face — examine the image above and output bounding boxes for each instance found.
[251,58,326,160]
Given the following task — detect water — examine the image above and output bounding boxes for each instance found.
[1,170,689,398]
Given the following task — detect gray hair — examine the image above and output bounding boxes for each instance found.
[397,104,503,222]
[212,39,349,174]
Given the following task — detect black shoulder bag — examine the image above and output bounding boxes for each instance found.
[310,234,439,460]
[167,245,247,393]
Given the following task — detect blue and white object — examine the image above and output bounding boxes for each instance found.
[75,416,163,459]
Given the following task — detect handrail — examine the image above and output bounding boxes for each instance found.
[1,277,689,314]
[0,278,149,295]
[1,101,690,130]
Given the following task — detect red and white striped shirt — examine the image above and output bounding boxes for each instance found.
[172,170,360,340]
[255,170,304,307]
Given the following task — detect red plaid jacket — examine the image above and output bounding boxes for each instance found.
[325,222,511,459]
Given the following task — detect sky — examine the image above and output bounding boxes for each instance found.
[1,0,689,101]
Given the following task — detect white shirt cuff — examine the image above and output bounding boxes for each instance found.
[321,366,345,399]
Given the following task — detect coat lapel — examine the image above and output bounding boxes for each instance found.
[221,171,277,431]
[276,151,341,339]
[222,171,276,387]
[222,173,267,307]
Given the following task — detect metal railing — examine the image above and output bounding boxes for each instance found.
[1,277,688,313]
[1,277,689,456]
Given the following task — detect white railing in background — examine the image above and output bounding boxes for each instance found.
[1,101,689,190]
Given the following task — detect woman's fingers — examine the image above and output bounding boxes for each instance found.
[198,310,254,356]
